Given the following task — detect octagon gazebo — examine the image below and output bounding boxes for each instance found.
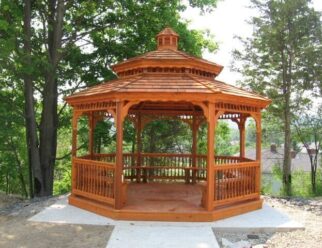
[65,27,271,222]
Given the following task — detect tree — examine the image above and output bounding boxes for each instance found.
[233,0,322,195]
[1,0,219,197]
[293,106,322,194]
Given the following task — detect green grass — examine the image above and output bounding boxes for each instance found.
[261,164,322,198]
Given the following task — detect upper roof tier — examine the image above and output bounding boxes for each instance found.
[66,27,271,108]
[112,27,223,78]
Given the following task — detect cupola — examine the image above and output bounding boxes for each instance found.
[156,27,179,50]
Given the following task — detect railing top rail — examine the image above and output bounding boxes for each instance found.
[140,153,193,157]
[91,152,254,159]
[73,157,115,168]
[213,161,259,170]
[93,153,116,157]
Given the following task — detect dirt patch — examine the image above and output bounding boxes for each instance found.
[0,193,114,248]
[0,216,113,248]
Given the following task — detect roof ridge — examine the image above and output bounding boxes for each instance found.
[172,50,224,70]
[65,77,126,99]
[186,74,219,93]
[112,50,157,67]
[214,79,270,101]
[114,74,144,92]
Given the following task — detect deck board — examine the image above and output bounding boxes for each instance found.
[124,183,205,213]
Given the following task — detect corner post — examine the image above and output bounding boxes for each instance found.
[115,101,124,209]
[191,113,198,184]
[71,111,80,195]
[136,112,142,183]
[72,111,78,157]
[255,114,262,162]
[88,111,94,159]
[206,103,215,211]
[239,115,246,158]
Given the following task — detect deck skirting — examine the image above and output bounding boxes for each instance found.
[69,194,263,222]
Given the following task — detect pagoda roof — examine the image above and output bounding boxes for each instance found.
[111,49,223,76]
[66,73,270,106]
[66,27,270,108]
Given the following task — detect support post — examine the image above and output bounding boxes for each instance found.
[88,111,94,158]
[115,102,124,209]
[71,111,78,157]
[191,114,198,184]
[255,114,262,161]
[136,112,142,183]
[239,115,246,159]
[71,111,79,195]
[206,103,215,211]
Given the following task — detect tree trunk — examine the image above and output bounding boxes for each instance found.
[9,137,29,197]
[23,0,44,197]
[281,48,292,196]
[39,75,58,195]
[309,152,317,194]
[37,0,65,196]
[283,99,292,195]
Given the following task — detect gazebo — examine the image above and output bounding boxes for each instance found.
[65,27,271,221]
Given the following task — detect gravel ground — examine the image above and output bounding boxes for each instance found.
[0,193,113,248]
[215,196,322,248]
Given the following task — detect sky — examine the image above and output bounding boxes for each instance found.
[181,0,322,84]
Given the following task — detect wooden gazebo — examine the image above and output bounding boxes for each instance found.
[65,27,271,221]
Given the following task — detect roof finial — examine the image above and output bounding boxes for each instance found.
[156,27,179,50]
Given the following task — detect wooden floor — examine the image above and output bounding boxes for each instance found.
[124,183,206,213]
[69,182,263,222]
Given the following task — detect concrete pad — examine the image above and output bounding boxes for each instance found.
[211,204,304,232]
[106,225,219,248]
[29,197,115,226]
[29,195,304,233]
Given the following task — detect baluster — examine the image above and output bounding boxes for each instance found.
[242,167,245,196]
[249,166,252,193]
[76,162,80,190]
[107,168,109,198]
[82,163,85,192]
[88,163,91,193]
[230,168,233,198]
[228,169,231,199]
[109,168,112,198]
[106,168,109,197]
[92,164,95,194]
[99,165,101,196]
[83,163,86,192]
[89,163,92,193]
[232,168,235,197]
[107,168,110,197]
[253,166,256,193]
[93,164,95,194]
[85,163,88,192]
[224,169,227,200]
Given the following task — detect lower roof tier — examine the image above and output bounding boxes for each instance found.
[66,73,270,109]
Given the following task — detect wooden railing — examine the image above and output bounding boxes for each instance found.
[72,157,115,206]
[213,161,260,207]
[88,153,254,183]
[137,153,192,182]
[73,154,259,210]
